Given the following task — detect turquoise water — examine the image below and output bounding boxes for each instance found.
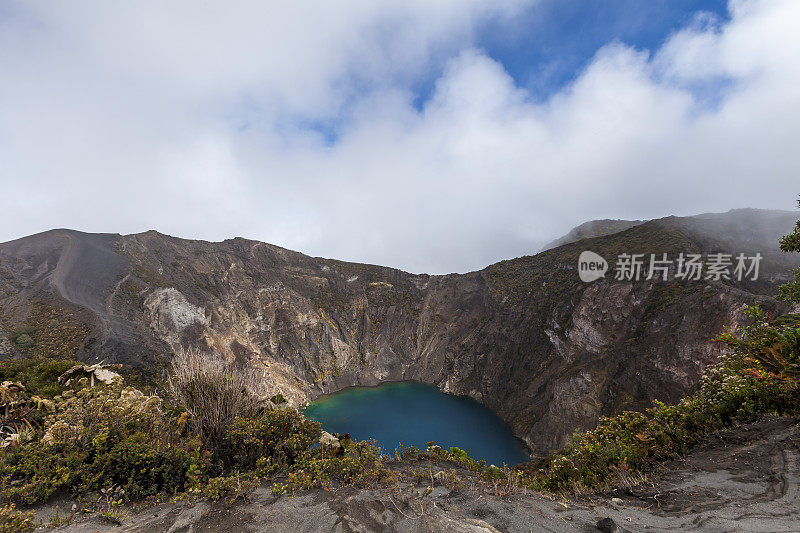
[304,382,530,466]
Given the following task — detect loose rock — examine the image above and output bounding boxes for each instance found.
[596,516,620,532]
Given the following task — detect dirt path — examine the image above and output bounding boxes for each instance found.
[617,415,800,531]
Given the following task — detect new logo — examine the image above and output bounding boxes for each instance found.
[578,251,608,282]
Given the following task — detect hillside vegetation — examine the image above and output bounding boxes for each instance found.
[526,202,800,491]
[0,207,799,529]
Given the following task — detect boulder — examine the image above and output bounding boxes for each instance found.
[319,430,341,450]
[58,363,122,387]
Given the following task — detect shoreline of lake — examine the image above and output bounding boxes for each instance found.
[303,381,531,466]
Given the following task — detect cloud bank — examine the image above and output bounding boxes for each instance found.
[0,0,798,273]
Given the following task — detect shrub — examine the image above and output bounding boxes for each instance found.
[0,384,199,504]
[0,504,34,533]
[0,439,86,503]
[419,444,486,472]
[448,447,469,460]
[0,358,77,398]
[12,334,34,349]
[280,439,392,493]
[778,200,800,304]
[168,349,268,444]
[0,352,400,509]
[220,410,320,474]
[198,473,260,502]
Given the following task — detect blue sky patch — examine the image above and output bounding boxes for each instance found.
[412,0,730,110]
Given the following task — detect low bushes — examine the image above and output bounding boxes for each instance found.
[5,327,795,505]
[220,412,319,474]
[0,354,393,509]
[0,383,198,504]
[277,439,391,494]
[0,503,34,532]
[0,358,77,399]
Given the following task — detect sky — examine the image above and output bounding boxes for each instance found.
[0,0,799,274]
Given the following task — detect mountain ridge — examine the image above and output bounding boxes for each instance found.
[1,208,798,453]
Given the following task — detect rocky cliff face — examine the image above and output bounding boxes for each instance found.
[1,209,798,453]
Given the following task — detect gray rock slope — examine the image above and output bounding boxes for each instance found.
[1,209,798,453]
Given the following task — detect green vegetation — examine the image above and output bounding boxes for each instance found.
[0,504,34,532]
[9,303,90,359]
[486,221,699,305]
[0,358,77,399]
[0,352,395,520]
[778,197,800,304]
[779,199,800,253]
[11,334,33,350]
[523,204,800,493]
[0,383,197,504]
[1,201,799,527]
[527,310,800,492]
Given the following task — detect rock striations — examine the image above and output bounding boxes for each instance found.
[1,209,798,453]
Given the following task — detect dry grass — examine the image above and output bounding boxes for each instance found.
[168,348,268,444]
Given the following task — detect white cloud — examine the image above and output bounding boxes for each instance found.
[0,0,799,273]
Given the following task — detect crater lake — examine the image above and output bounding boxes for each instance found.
[304,381,530,466]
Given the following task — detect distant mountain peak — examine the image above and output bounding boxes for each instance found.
[541,219,644,251]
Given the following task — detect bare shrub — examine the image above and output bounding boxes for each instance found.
[168,348,268,444]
